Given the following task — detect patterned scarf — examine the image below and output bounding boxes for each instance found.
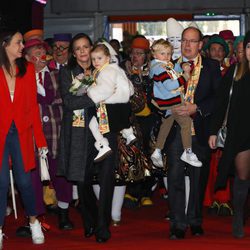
[93,62,110,134]
[177,54,202,104]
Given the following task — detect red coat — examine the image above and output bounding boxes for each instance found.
[0,63,47,172]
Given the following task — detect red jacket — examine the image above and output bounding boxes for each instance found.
[0,63,47,172]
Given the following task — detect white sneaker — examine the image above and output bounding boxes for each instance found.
[121,127,137,145]
[30,219,45,245]
[151,149,164,168]
[0,229,3,250]
[94,144,112,162]
[125,134,137,145]
[180,151,202,167]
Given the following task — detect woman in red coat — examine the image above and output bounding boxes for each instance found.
[0,30,47,249]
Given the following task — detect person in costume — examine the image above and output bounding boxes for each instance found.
[24,38,74,230]
[166,18,184,60]
[49,33,72,70]
[121,36,156,208]
[203,35,233,216]
[219,29,236,66]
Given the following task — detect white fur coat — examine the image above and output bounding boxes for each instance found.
[87,63,134,104]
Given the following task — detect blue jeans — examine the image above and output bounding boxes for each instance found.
[0,122,36,226]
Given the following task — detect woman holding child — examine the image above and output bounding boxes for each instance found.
[58,33,117,243]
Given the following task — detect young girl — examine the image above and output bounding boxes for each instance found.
[150,39,202,168]
[87,43,135,162]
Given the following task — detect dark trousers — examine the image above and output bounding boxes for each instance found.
[0,123,36,225]
[77,132,117,238]
[166,125,211,230]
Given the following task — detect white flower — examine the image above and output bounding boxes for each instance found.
[76,73,85,80]
[72,78,82,89]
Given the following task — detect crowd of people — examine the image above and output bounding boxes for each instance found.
[0,19,250,249]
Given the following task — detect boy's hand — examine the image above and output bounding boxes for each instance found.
[182,62,191,73]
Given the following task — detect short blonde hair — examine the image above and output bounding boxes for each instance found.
[151,39,173,54]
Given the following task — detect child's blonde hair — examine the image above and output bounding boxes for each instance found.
[151,39,173,55]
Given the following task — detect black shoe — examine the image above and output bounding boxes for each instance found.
[207,201,220,215]
[190,225,204,236]
[46,204,59,214]
[16,225,31,238]
[58,208,74,230]
[96,236,109,243]
[232,215,244,238]
[84,227,95,238]
[218,203,233,216]
[169,228,185,240]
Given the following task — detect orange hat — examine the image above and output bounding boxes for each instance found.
[131,37,150,50]
[23,29,44,42]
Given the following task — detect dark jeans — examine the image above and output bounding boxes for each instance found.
[166,125,211,230]
[0,122,36,226]
[77,132,117,239]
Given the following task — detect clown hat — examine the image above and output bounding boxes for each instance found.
[23,29,44,42]
[166,18,184,38]
[189,21,199,29]
[53,33,72,42]
[203,35,229,57]
[24,39,48,52]
[219,30,235,41]
[131,37,150,50]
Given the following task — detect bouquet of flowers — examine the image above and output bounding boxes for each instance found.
[69,72,94,96]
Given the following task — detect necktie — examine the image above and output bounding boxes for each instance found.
[188,60,195,73]
[38,71,43,86]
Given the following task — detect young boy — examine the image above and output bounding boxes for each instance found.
[150,39,202,168]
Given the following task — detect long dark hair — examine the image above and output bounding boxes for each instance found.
[0,30,26,77]
[68,33,93,69]
[235,31,250,81]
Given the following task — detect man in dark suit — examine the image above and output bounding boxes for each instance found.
[167,27,221,239]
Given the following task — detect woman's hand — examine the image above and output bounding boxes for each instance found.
[208,135,217,149]
[172,102,197,116]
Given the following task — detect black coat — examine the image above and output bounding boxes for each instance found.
[169,57,221,146]
[210,65,250,189]
[57,64,96,182]
[192,57,222,146]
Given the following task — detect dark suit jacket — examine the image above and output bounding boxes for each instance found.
[192,57,222,145]
[171,56,221,146]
